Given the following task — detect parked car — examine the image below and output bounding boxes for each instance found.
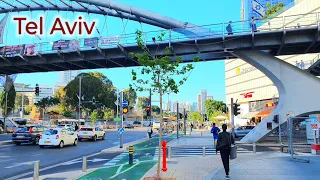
[39,128,78,148]
[233,125,255,138]
[78,126,105,141]
[152,121,160,130]
[12,125,46,145]
[124,122,134,129]
[57,124,74,130]
[133,121,141,127]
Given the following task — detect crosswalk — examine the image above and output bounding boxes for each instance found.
[171,147,252,157]
[103,152,128,166]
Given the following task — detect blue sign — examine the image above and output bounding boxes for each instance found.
[84,37,98,48]
[122,100,128,107]
[118,128,125,134]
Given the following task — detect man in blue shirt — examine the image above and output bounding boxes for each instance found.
[211,123,221,152]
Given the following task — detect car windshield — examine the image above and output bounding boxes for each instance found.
[16,127,31,132]
[43,130,58,135]
[80,128,93,131]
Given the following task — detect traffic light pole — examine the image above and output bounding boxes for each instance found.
[231,98,235,138]
[120,91,124,148]
[183,108,186,135]
[176,103,179,139]
[78,76,82,126]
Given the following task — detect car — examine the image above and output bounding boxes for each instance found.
[133,121,141,127]
[12,125,45,145]
[39,128,78,148]
[233,125,255,138]
[123,123,134,129]
[57,124,74,130]
[78,127,105,141]
[152,121,160,130]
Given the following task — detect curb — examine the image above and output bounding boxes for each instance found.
[0,140,13,146]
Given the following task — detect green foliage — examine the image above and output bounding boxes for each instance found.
[264,1,285,18]
[34,97,60,114]
[15,94,29,111]
[63,109,73,117]
[0,84,16,115]
[90,110,99,125]
[103,108,114,121]
[25,105,33,115]
[205,100,227,117]
[209,111,225,122]
[137,96,149,109]
[189,111,203,122]
[123,88,137,109]
[151,105,160,114]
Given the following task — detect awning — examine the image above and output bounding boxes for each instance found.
[241,111,259,119]
[256,110,272,117]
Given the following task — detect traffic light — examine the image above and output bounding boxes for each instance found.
[233,103,241,116]
[179,113,183,119]
[92,96,96,105]
[123,107,128,114]
[273,115,279,123]
[35,84,39,96]
[146,106,151,116]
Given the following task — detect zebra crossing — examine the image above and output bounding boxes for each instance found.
[171,146,252,157]
[103,152,128,166]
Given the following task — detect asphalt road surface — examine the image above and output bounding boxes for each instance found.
[0,130,147,179]
[0,134,12,142]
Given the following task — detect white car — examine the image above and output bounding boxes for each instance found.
[39,128,78,148]
[78,127,105,141]
[57,124,74,130]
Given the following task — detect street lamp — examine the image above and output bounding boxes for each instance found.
[76,74,89,126]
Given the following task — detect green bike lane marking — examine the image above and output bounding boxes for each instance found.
[77,134,179,180]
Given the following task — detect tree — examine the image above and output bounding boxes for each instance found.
[34,97,60,115]
[0,84,16,115]
[129,30,199,177]
[15,94,29,111]
[90,110,99,125]
[205,99,227,117]
[137,96,149,109]
[123,88,137,110]
[103,108,114,121]
[152,105,160,114]
[25,105,33,115]
[190,111,203,122]
[264,2,285,18]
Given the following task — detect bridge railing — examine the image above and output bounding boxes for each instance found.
[1,12,320,56]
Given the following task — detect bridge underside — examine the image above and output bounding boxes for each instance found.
[1,27,320,74]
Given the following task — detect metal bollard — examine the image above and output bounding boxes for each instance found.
[33,161,39,180]
[201,132,203,136]
[82,156,87,172]
[129,146,134,165]
[280,143,284,153]
[253,143,256,153]
[168,146,172,159]
[202,146,206,157]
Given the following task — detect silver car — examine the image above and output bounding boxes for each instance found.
[234,125,255,138]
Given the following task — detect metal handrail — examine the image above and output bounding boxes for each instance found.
[0,11,319,56]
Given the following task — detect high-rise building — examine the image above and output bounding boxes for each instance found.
[58,70,81,85]
[34,85,54,103]
[185,102,192,112]
[201,89,207,114]
[197,94,201,112]
[166,100,171,112]
[207,95,213,100]
[192,102,197,111]
[243,0,294,20]
[172,101,179,113]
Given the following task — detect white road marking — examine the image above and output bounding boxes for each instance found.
[5,161,35,169]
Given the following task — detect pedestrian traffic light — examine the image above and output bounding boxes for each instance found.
[92,96,96,105]
[233,103,241,116]
[273,115,279,123]
[35,85,39,96]
[146,106,151,116]
[179,113,183,119]
[123,107,128,114]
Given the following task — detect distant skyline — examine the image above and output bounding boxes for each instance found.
[6,0,242,104]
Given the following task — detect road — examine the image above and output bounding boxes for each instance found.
[0,134,12,142]
[0,130,147,179]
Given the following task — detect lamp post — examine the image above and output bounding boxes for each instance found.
[77,74,89,126]
[273,96,280,143]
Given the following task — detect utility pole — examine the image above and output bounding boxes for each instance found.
[231,98,235,138]
[4,92,8,133]
[78,76,82,126]
[184,108,186,135]
[120,91,124,148]
[176,103,179,139]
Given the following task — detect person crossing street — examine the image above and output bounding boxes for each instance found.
[210,123,220,152]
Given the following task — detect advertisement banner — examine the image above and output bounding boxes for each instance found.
[306,115,320,144]
[84,37,98,48]
[101,36,119,45]
[52,40,79,50]
[24,44,38,56]
[1,45,25,57]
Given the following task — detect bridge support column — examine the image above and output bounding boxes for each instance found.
[231,50,320,143]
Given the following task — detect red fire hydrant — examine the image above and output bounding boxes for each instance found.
[162,140,168,172]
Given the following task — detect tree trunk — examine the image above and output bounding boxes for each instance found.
[157,75,163,178]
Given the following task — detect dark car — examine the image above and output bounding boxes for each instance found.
[123,123,134,129]
[132,121,141,127]
[12,125,45,145]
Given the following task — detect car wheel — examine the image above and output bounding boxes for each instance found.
[15,142,21,146]
[73,139,78,146]
[34,137,40,145]
[93,135,97,141]
[78,138,82,142]
[102,134,105,140]
[59,141,64,148]
[39,145,44,148]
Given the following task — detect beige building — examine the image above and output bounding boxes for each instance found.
[225,0,320,126]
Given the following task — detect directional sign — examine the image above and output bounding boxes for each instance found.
[122,100,128,107]
[118,127,125,134]
[114,100,119,106]
[114,117,121,122]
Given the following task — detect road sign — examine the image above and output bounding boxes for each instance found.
[114,117,120,121]
[118,127,125,134]
[114,100,119,106]
[122,100,128,107]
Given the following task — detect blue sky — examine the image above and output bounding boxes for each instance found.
[4,0,241,104]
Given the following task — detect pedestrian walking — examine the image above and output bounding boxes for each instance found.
[226,21,233,35]
[216,124,235,180]
[147,125,152,139]
[190,123,194,133]
[210,123,221,151]
[250,17,257,32]
[75,123,79,131]
[300,60,305,70]
[295,60,300,68]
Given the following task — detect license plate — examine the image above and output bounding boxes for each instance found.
[17,136,24,138]
[83,132,88,134]
[82,136,86,138]
[44,141,51,144]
